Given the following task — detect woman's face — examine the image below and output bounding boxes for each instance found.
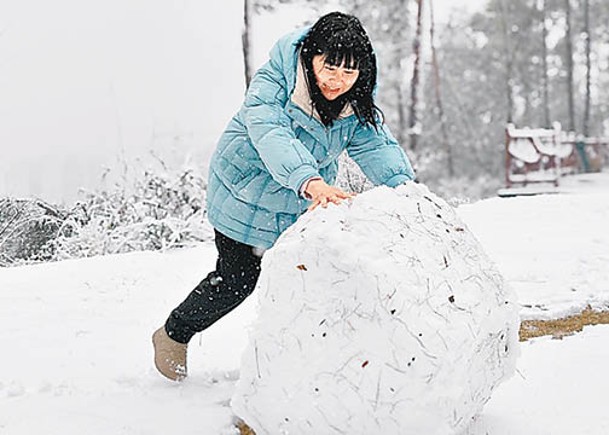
[312,55,360,101]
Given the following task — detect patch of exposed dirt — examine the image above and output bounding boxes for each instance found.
[519,306,609,341]
[237,420,256,435]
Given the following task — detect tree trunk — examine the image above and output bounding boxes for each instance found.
[498,0,514,125]
[242,0,253,90]
[397,0,409,147]
[429,0,453,177]
[583,0,592,136]
[565,0,576,131]
[409,0,424,151]
[398,89,407,145]
[540,0,551,127]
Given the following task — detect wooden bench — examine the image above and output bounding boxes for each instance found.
[505,123,577,188]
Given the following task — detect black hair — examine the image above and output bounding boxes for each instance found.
[300,12,381,128]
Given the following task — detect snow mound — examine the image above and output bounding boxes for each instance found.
[232,183,520,435]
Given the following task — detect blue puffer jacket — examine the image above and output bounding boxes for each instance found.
[206,27,415,249]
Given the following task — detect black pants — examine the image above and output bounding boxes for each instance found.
[164,230,263,344]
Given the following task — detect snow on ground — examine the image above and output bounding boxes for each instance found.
[0,246,256,434]
[458,172,609,320]
[467,325,609,435]
[0,173,608,434]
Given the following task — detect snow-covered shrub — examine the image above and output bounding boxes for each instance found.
[336,151,374,194]
[0,166,212,266]
[336,150,500,203]
[233,183,519,435]
[51,168,213,260]
[0,198,66,266]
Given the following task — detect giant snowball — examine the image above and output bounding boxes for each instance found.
[232,183,520,434]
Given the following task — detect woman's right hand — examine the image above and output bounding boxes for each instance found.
[304,179,354,211]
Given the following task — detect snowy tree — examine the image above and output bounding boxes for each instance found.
[247,0,609,199]
[408,0,424,151]
[583,0,591,136]
[243,0,253,88]
[409,0,609,198]
[564,0,576,131]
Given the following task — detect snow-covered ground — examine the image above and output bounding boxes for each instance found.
[459,172,609,320]
[1,173,608,434]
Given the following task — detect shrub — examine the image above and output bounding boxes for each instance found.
[51,168,213,260]
[0,198,66,266]
[0,167,213,266]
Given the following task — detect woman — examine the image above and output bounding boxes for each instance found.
[153,11,415,381]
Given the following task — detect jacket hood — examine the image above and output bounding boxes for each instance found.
[268,26,310,94]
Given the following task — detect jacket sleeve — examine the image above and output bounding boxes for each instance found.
[241,43,320,194]
[346,121,416,187]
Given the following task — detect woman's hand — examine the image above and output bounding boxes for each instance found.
[304,179,354,211]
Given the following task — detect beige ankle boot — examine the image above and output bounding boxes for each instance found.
[152,326,188,381]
